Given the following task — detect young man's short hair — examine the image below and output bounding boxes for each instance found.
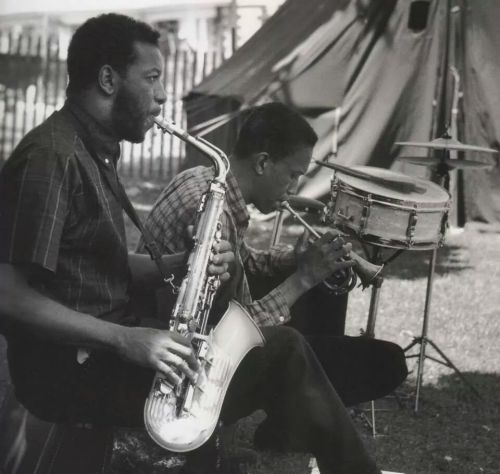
[66,13,160,97]
[234,102,318,160]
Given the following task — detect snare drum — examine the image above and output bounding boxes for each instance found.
[327,166,451,250]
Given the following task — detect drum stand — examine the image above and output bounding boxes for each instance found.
[359,274,384,436]
[357,246,405,435]
[403,246,481,412]
[361,234,480,419]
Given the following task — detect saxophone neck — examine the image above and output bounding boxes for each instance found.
[153,117,229,182]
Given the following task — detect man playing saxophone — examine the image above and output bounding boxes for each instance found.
[140,103,405,472]
[0,10,234,460]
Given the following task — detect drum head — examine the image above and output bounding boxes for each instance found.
[330,166,451,249]
[335,166,449,205]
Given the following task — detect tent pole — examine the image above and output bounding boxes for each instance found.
[436,0,452,138]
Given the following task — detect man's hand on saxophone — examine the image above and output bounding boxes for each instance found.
[116,237,235,387]
[185,224,234,282]
[128,237,234,291]
[113,326,201,387]
[208,240,234,282]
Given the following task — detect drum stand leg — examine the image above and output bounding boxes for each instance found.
[359,275,384,436]
[404,248,481,413]
[364,275,383,339]
[356,248,407,435]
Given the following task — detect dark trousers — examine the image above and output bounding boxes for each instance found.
[247,272,408,407]
[222,326,380,474]
[8,325,380,474]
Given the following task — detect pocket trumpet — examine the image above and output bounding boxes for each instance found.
[272,197,383,293]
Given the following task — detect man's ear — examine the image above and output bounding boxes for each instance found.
[253,152,271,176]
[98,65,119,96]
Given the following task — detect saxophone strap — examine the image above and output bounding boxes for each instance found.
[68,109,173,285]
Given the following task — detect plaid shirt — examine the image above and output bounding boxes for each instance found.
[139,166,296,326]
[0,101,130,318]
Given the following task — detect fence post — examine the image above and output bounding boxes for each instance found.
[0,32,12,162]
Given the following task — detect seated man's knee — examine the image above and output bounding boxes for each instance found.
[375,340,408,386]
[260,325,315,376]
[261,325,309,351]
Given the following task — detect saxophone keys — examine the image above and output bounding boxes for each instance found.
[155,377,173,396]
[187,319,198,332]
[214,225,222,242]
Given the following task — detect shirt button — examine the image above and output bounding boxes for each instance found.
[104,158,110,165]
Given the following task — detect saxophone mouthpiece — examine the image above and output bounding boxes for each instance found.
[153,116,176,134]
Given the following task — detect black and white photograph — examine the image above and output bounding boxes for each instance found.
[0,1,499,473]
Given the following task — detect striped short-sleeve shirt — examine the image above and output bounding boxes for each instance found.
[0,101,130,317]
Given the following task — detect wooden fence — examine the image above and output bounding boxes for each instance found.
[0,32,225,180]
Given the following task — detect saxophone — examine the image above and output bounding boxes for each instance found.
[144,118,265,453]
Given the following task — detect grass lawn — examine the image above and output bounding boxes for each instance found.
[112,180,500,474]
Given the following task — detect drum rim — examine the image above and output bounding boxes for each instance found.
[338,226,444,250]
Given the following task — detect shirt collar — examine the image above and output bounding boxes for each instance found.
[225,170,250,229]
[65,99,121,165]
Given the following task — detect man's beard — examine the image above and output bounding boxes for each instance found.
[111,86,147,143]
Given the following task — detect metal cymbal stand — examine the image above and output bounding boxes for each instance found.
[402,149,481,412]
[398,0,481,413]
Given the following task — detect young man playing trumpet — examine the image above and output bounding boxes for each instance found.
[140,102,408,471]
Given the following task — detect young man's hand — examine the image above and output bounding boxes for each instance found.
[295,230,354,288]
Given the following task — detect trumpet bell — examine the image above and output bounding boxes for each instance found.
[351,253,383,288]
[324,270,357,294]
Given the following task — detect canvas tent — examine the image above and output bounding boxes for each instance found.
[184,0,500,224]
